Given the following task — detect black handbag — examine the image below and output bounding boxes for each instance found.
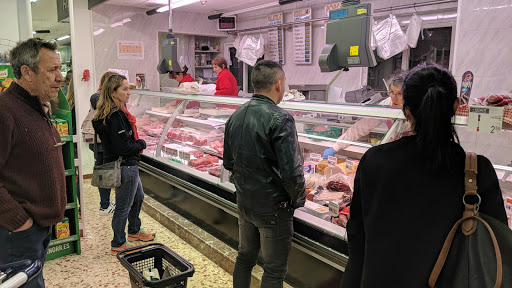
[91,133,122,189]
[429,152,512,288]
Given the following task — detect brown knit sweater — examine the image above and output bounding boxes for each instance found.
[0,82,66,231]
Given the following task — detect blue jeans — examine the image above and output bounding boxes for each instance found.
[233,205,294,288]
[0,222,52,288]
[94,149,112,209]
[112,165,144,248]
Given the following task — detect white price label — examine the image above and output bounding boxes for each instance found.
[329,201,340,217]
[468,106,503,134]
[310,153,322,163]
[327,156,337,166]
[179,151,191,161]
[169,148,178,157]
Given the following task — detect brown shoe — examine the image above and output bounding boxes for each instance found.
[127,229,155,242]
[111,242,141,256]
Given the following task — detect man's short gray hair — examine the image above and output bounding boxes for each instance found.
[9,38,58,79]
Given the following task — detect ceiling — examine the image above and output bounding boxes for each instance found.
[31,0,71,46]
[31,0,277,48]
[106,0,277,14]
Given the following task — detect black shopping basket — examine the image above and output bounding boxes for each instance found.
[117,243,195,288]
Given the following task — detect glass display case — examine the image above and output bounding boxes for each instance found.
[128,89,512,286]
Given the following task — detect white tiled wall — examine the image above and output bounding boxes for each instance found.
[91,4,226,91]
[451,0,512,165]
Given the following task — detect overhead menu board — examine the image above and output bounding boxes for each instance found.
[293,8,312,64]
[267,13,285,64]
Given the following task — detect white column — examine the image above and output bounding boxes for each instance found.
[69,0,97,236]
[0,1,21,54]
[17,0,33,41]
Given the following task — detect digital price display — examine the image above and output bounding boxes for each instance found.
[330,9,348,20]
[218,17,237,31]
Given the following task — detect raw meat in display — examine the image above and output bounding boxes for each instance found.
[193,138,208,146]
[208,165,222,177]
[189,158,213,167]
[190,150,204,158]
[167,130,179,140]
[313,125,328,132]
[326,180,352,193]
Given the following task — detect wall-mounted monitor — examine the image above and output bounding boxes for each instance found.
[218,16,237,31]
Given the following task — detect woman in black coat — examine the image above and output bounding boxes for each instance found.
[340,64,507,287]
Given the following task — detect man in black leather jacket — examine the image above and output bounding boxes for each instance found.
[223,60,306,288]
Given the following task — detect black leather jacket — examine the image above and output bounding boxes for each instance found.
[223,94,306,213]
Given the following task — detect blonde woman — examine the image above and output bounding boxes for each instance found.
[92,74,155,255]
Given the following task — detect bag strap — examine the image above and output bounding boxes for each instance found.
[428,152,502,288]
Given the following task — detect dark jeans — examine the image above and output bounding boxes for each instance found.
[233,205,294,288]
[111,165,144,248]
[0,222,52,288]
[89,145,112,209]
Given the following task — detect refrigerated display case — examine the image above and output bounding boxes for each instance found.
[127,89,512,287]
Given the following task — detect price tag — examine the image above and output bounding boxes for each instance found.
[350,46,359,56]
[468,106,503,134]
[169,148,178,157]
[310,153,322,163]
[179,151,191,161]
[327,156,337,166]
[329,201,340,217]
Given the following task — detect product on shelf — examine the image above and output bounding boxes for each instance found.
[199,107,236,116]
[51,118,69,136]
[54,217,70,239]
[326,180,352,192]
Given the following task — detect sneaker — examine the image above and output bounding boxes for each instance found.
[127,229,155,242]
[111,242,141,256]
[99,202,115,216]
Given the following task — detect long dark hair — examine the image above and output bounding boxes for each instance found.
[402,63,459,169]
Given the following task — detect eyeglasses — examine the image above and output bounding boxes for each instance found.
[388,90,402,98]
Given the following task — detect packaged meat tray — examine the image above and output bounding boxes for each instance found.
[303,200,331,220]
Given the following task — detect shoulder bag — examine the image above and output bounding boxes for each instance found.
[91,132,122,188]
[428,152,512,287]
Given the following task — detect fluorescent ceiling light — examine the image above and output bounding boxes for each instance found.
[93,28,105,36]
[156,0,199,12]
[56,35,70,41]
[30,0,38,2]
[222,2,280,17]
[110,18,132,27]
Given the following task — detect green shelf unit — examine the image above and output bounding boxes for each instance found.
[60,135,73,143]
[64,169,75,176]
[46,88,81,261]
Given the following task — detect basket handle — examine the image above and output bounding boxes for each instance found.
[116,242,166,260]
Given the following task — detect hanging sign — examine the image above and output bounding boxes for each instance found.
[325,2,343,17]
[268,12,283,26]
[459,71,474,105]
[268,13,285,65]
[293,8,312,65]
[117,40,144,60]
[467,106,503,134]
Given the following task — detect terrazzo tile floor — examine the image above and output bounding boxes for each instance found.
[43,179,234,287]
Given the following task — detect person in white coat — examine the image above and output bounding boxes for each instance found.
[323,73,406,159]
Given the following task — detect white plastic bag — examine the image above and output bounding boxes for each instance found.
[406,13,423,48]
[370,18,378,51]
[198,84,217,95]
[178,82,200,93]
[238,35,263,66]
[374,14,408,60]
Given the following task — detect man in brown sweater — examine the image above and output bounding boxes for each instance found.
[0,38,66,288]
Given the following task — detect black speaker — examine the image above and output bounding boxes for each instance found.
[208,13,223,20]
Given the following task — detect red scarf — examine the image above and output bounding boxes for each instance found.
[124,109,139,140]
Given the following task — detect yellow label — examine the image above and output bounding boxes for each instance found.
[350,46,359,56]
[357,8,367,15]
[168,60,172,66]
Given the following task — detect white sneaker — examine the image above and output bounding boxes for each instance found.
[99,202,115,216]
